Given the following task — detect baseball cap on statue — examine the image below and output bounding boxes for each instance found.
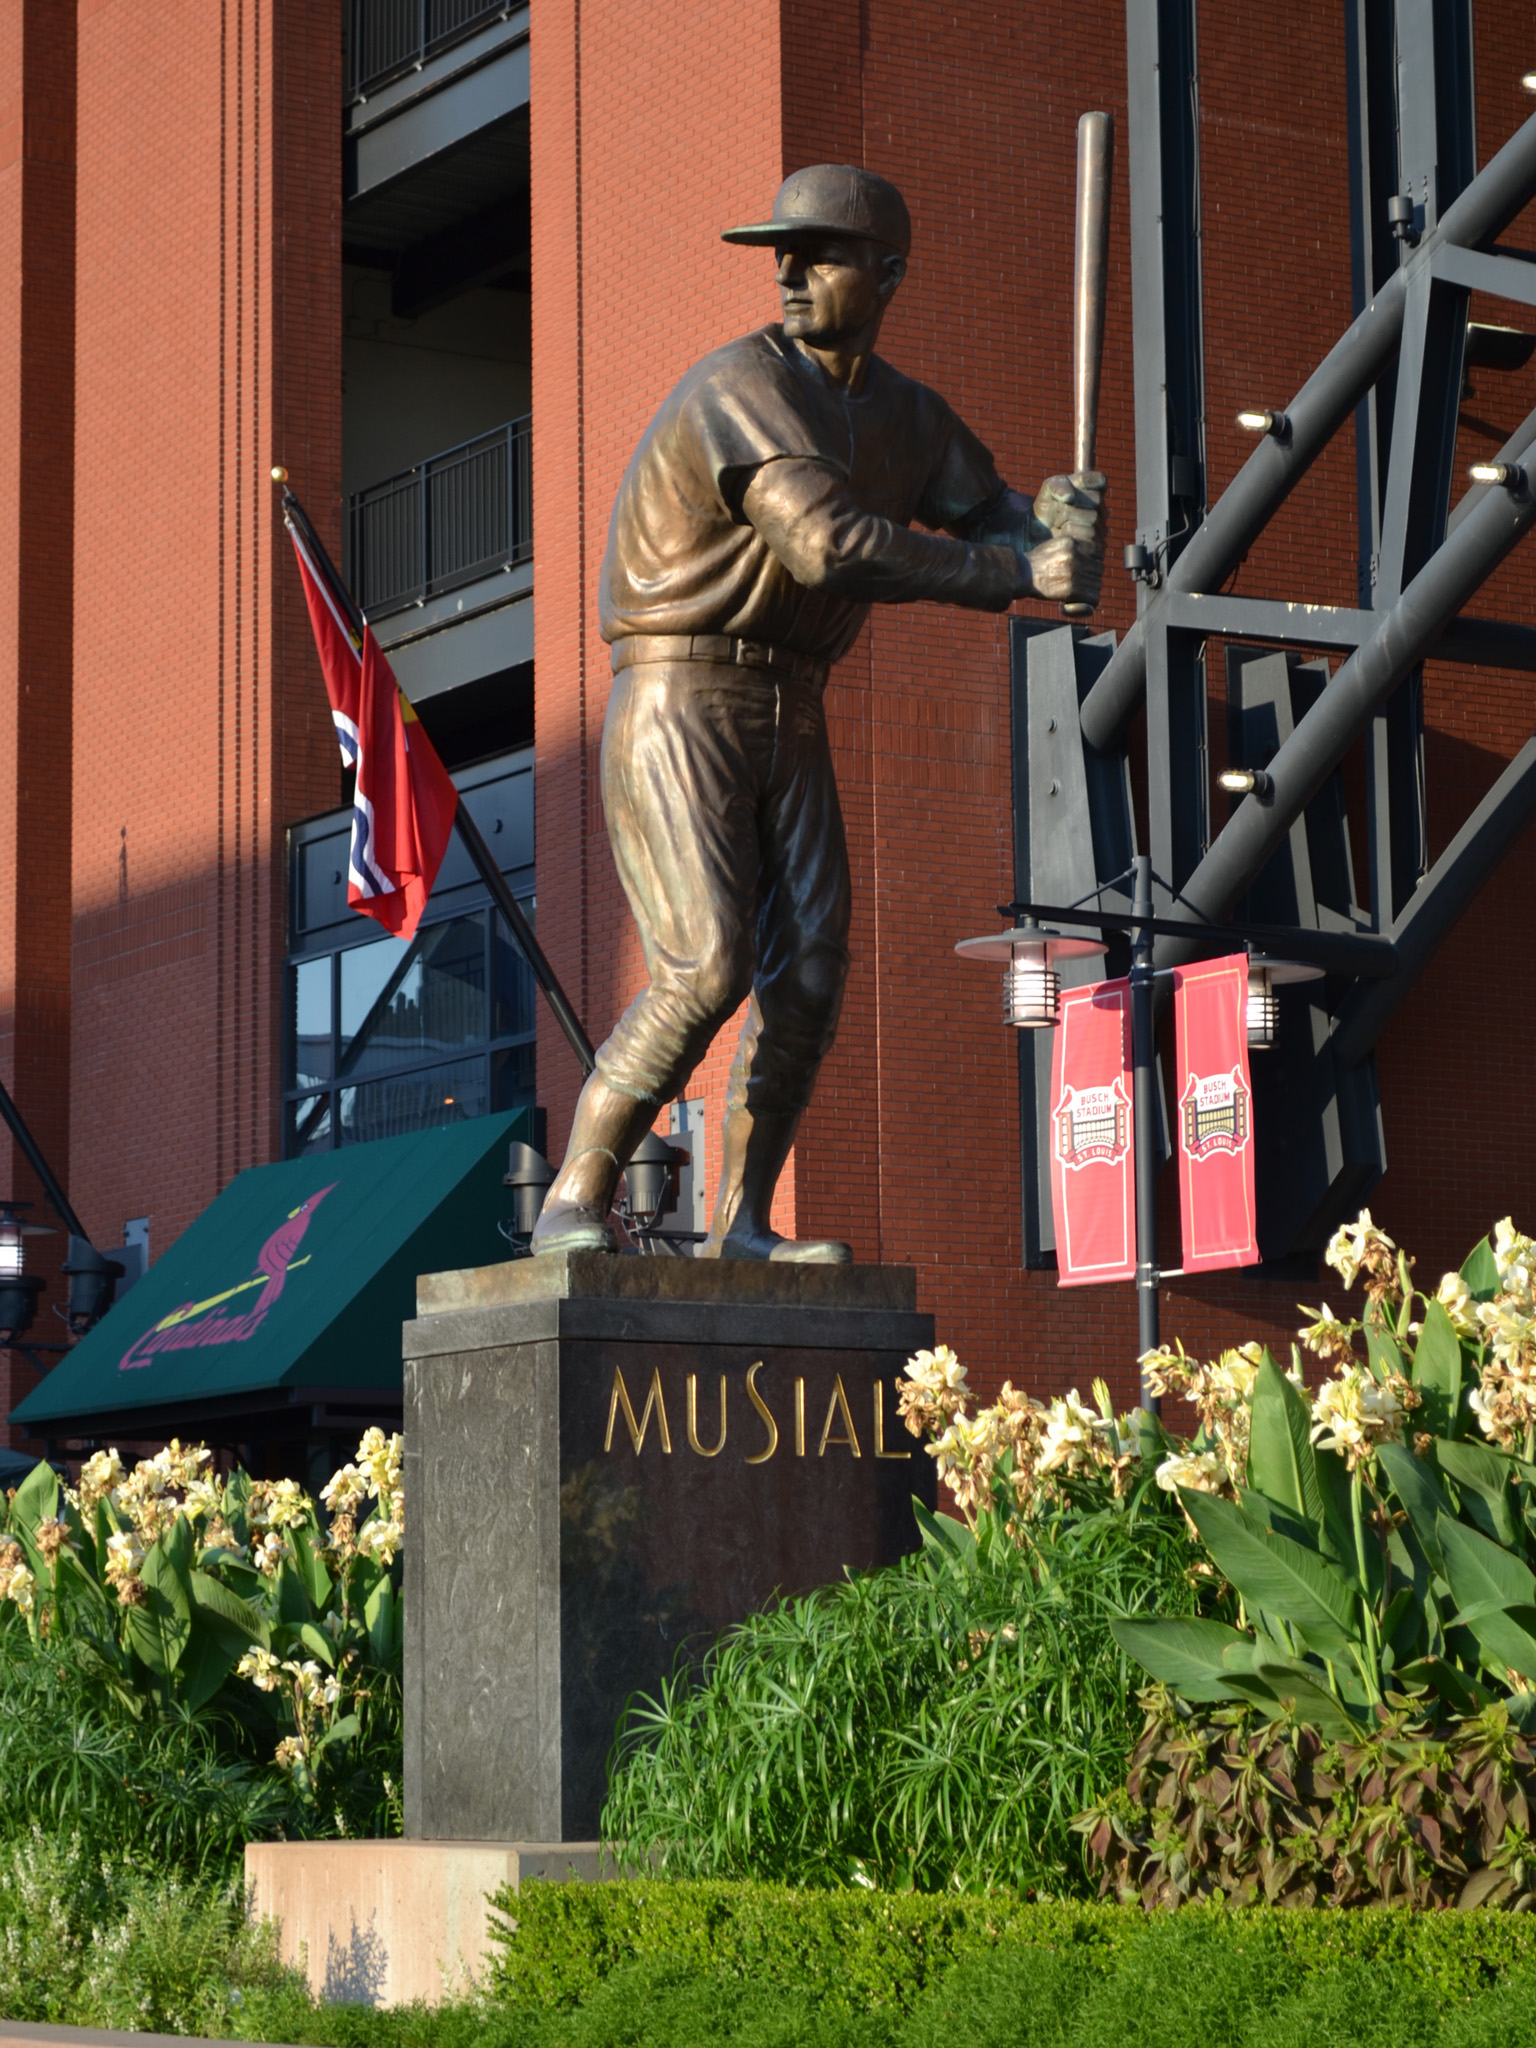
[722,164,912,257]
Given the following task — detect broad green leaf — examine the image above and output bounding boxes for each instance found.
[1395,1655,1490,1715]
[8,1458,58,1537]
[912,1500,975,1564]
[126,1532,193,1675]
[1437,1513,1536,1618]
[1437,1438,1519,1548]
[274,1559,312,1625]
[290,1524,333,1611]
[1462,1602,1536,1683]
[178,1627,240,1713]
[1410,1300,1463,1442]
[316,1713,361,1755]
[1183,1491,1361,1653]
[297,1621,336,1668]
[1247,1355,1326,1528]
[364,1575,398,1666]
[1378,1440,1450,1577]
[1461,1235,1500,1301]
[188,1569,269,1648]
[1108,1616,1251,1701]
[1240,1488,1324,1556]
[1249,1656,1364,1741]
[1365,1327,1406,1384]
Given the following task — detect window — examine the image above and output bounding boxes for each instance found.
[284,750,536,1156]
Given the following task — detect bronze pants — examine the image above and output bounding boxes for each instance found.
[595,658,852,1116]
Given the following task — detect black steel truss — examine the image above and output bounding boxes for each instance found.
[1011,0,1536,1267]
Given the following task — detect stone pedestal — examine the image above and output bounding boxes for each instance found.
[402,1254,935,1842]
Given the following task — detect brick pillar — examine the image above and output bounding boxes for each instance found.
[69,0,341,1277]
[0,0,75,1441]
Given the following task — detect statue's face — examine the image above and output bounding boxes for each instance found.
[774,236,903,346]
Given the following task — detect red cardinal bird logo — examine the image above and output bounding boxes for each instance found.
[119,1185,336,1371]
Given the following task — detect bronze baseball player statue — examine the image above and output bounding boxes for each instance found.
[533,163,1106,1263]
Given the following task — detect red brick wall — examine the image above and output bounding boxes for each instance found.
[0,0,75,1433]
[531,0,1536,1415]
[62,0,340,1410]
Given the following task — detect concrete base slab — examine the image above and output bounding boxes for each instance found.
[243,1837,610,2007]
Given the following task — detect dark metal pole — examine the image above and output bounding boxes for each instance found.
[1130,854,1160,1383]
[452,802,597,1077]
[0,1077,89,1242]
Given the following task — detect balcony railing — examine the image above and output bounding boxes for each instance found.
[350,416,532,622]
[347,0,511,101]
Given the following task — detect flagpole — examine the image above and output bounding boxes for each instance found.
[452,803,597,1076]
[276,473,597,1079]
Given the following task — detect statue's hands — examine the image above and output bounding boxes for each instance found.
[1017,470,1106,605]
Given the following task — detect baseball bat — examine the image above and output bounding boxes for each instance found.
[1061,109,1113,618]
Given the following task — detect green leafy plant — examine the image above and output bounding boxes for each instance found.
[0,1428,404,1844]
[602,1439,1204,1893]
[1080,1691,1536,1909]
[1113,1214,1536,1735]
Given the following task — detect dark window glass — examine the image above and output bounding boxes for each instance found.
[290,957,333,1090]
[287,1094,334,1154]
[491,1042,537,1114]
[339,916,487,1080]
[339,1055,489,1147]
[492,905,537,1039]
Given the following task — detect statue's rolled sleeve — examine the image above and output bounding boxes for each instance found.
[743,458,1018,611]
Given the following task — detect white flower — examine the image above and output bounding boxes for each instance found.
[236,1647,283,1693]
[1429,1271,1479,1338]
[1037,1389,1114,1475]
[1325,1209,1396,1291]
[1493,1218,1536,1309]
[1310,1364,1406,1468]
[253,1530,291,1576]
[1155,1450,1229,1497]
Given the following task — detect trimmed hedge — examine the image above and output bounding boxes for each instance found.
[486,1878,1536,2015]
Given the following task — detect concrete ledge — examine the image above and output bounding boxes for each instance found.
[244,1838,610,2008]
[416,1252,918,1315]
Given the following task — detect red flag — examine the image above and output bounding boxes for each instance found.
[287,524,458,941]
[1173,955,1259,1273]
[1049,979,1135,1286]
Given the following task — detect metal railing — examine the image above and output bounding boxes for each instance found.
[347,0,511,101]
[350,416,532,621]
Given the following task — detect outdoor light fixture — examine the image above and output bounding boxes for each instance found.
[1244,954,1324,1051]
[1236,408,1287,437]
[621,1131,684,1231]
[61,1235,126,1338]
[1469,461,1527,490]
[1123,541,1154,579]
[501,1140,556,1246]
[1523,70,1536,92]
[1219,766,1274,799]
[1386,193,1420,244]
[955,921,1108,1030]
[0,1202,49,1347]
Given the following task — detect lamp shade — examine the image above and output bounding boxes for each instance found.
[955,925,1108,1029]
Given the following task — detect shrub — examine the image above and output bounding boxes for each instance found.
[1083,1691,1536,1908]
[601,1463,1205,1893]
[1117,1214,1536,1733]
[0,1429,405,1863]
[486,1877,1536,2021]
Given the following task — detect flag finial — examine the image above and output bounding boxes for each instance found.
[270,465,288,483]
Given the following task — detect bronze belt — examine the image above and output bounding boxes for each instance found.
[610,633,829,688]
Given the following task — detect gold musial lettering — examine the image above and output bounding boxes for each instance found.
[604,1361,909,1464]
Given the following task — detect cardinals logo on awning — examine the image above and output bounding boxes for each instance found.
[118,1186,335,1372]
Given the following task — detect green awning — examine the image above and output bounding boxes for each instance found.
[13,1112,525,1440]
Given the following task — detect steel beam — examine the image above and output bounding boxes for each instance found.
[1333,730,1536,1065]
[1148,420,1536,952]
[1079,109,1536,753]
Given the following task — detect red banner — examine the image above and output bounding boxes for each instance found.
[1049,979,1135,1286]
[1173,955,1259,1273]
